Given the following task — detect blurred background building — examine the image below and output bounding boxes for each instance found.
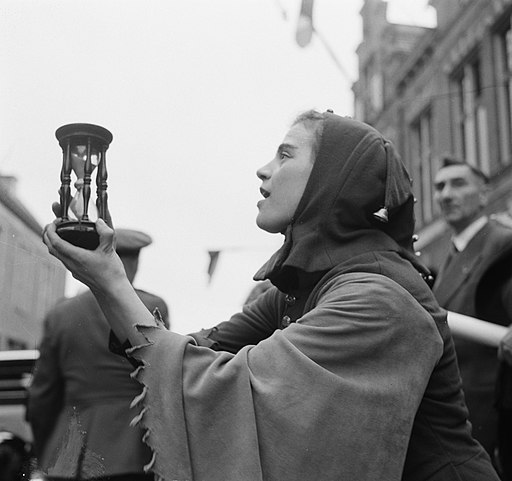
[353,0,512,269]
[0,174,66,350]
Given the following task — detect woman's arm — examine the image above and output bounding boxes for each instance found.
[43,218,158,345]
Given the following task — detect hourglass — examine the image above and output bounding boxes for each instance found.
[55,123,113,249]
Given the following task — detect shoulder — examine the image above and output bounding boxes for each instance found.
[315,272,431,323]
[135,289,169,326]
[476,221,512,284]
[484,219,512,249]
[42,293,96,336]
[46,292,92,317]
[241,284,285,323]
[135,289,167,306]
[245,283,282,307]
[472,221,512,276]
[318,270,409,299]
[299,272,443,354]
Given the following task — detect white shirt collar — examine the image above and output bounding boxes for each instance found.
[452,216,488,252]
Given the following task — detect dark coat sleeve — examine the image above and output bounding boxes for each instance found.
[188,286,283,353]
[475,247,512,325]
[474,234,512,408]
[500,276,512,322]
[26,313,64,458]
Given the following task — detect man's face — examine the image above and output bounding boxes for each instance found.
[256,123,315,234]
[434,164,487,233]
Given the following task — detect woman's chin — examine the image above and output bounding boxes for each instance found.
[256,216,281,234]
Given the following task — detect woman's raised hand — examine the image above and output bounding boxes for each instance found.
[42,218,126,294]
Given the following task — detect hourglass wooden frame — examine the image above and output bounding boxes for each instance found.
[55,123,113,250]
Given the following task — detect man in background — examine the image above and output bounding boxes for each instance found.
[432,156,512,479]
[26,228,169,481]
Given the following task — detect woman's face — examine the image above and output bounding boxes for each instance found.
[256,122,315,234]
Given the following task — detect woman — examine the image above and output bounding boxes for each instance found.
[43,110,499,480]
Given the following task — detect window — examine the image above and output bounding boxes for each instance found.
[11,239,32,316]
[493,21,512,167]
[450,54,490,175]
[369,71,384,112]
[363,59,384,116]
[409,108,435,226]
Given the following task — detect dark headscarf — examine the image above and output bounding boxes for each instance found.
[254,111,425,292]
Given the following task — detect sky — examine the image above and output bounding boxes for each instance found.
[0,0,435,334]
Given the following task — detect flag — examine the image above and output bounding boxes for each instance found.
[207,250,221,284]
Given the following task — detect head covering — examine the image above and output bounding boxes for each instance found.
[254,111,424,292]
[115,228,152,255]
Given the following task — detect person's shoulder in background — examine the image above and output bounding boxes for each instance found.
[135,288,170,329]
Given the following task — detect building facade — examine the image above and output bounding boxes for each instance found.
[353,0,512,269]
[0,175,66,350]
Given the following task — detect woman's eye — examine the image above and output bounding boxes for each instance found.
[279,151,290,160]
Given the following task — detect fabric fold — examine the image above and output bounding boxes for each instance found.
[125,273,443,481]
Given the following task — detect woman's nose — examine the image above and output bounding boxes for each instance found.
[256,161,272,181]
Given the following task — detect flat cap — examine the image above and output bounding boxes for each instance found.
[115,228,152,254]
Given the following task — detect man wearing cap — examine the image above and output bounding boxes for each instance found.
[26,228,168,481]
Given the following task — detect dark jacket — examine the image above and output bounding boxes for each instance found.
[433,219,512,452]
[26,289,168,478]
